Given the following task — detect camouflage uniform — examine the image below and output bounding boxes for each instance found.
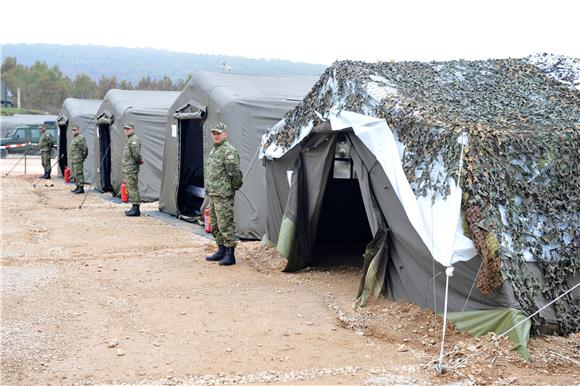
[205,134,243,248]
[39,130,54,174]
[121,132,142,204]
[69,133,88,185]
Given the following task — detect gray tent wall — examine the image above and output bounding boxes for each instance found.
[159,72,318,239]
[93,90,179,201]
[265,125,537,314]
[56,98,101,180]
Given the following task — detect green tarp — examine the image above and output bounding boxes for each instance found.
[447,308,531,358]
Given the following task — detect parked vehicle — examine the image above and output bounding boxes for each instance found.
[0,123,57,158]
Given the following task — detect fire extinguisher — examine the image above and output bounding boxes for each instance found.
[203,208,212,233]
[121,180,129,203]
[64,166,71,183]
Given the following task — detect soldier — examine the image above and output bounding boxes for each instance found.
[69,126,88,194]
[38,125,54,179]
[121,122,143,217]
[204,122,243,266]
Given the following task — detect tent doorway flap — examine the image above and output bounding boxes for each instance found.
[173,99,207,120]
[98,123,113,193]
[58,122,68,175]
[177,118,205,217]
[312,133,372,267]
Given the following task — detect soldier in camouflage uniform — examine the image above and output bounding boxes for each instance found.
[38,125,54,179]
[122,122,143,217]
[69,126,89,194]
[205,122,243,266]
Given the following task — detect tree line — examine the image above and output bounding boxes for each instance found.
[1,57,191,114]
[2,44,325,83]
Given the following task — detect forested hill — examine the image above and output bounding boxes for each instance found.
[1,44,326,82]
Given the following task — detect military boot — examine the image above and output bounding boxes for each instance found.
[206,245,226,261]
[40,171,49,179]
[73,185,84,194]
[219,247,236,266]
[125,204,140,217]
[45,172,51,179]
[71,185,80,193]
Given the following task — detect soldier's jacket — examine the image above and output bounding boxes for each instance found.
[205,139,243,198]
[39,131,54,153]
[122,133,142,175]
[69,134,88,163]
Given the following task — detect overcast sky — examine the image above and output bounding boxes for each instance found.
[2,0,578,64]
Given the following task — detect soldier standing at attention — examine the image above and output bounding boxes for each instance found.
[205,122,243,266]
[122,122,143,217]
[38,125,54,179]
[69,126,88,194]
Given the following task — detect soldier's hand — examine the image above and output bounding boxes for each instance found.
[139,160,144,165]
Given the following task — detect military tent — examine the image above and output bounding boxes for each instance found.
[56,98,101,180]
[93,90,179,201]
[260,56,579,356]
[159,72,318,239]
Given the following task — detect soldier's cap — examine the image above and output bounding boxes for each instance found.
[72,125,80,131]
[210,122,227,133]
[123,122,135,130]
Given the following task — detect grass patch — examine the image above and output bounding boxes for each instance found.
[1,107,47,116]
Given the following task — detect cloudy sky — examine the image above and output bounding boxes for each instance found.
[2,0,578,64]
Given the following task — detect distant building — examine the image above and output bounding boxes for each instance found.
[1,80,14,107]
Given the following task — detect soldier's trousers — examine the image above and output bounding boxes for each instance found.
[208,195,236,248]
[70,161,84,185]
[124,173,140,204]
[41,151,51,173]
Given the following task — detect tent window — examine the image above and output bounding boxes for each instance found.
[333,132,355,179]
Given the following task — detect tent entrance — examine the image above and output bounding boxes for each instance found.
[176,119,205,217]
[98,123,113,193]
[58,123,67,175]
[311,134,372,267]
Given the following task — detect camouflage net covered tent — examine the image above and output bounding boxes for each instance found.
[260,54,579,356]
[56,98,101,180]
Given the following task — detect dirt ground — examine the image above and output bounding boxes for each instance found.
[1,172,579,385]
[0,154,45,176]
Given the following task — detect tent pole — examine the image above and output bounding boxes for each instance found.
[437,266,454,373]
[431,205,439,345]
[435,132,467,373]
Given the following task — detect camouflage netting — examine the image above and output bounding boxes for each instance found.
[263,54,580,335]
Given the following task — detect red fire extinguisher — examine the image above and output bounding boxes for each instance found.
[203,208,212,233]
[121,180,129,203]
[64,166,71,183]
